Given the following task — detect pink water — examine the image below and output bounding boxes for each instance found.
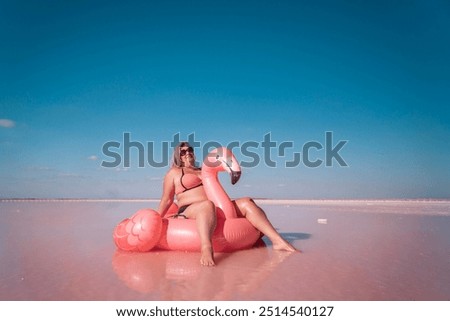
[0,200,449,300]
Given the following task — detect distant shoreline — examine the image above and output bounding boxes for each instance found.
[1,198,450,204]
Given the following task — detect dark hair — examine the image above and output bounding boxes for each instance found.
[172,142,191,167]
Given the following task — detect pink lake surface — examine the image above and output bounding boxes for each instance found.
[0,199,449,301]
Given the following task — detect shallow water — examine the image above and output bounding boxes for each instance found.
[0,200,449,300]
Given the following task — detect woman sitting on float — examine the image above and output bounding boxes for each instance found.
[158,142,296,266]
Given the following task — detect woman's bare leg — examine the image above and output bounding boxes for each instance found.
[184,200,217,266]
[234,197,297,252]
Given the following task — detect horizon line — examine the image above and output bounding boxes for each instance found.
[1,198,449,203]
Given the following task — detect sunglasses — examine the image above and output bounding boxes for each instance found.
[180,146,194,156]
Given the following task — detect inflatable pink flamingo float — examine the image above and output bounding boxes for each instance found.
[113,147,261,252]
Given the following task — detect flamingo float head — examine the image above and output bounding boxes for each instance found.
[202,147,241,184]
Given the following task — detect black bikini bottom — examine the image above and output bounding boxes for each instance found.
[170,204,190,219]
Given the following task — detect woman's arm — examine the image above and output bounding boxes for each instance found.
[157,169,176,217]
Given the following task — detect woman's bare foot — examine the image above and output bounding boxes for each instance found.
[200,245,216,266]
[272,238,298,252]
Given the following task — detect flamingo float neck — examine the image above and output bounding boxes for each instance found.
[202,147,241,220]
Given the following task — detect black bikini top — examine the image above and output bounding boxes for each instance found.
[175,168,203,195]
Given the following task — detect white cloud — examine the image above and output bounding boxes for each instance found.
[0,119,15,128]
[57,172,82,178]
[88,155,98,161]
[26,166,53,171]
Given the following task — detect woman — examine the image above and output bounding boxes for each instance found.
[158,142,296,266]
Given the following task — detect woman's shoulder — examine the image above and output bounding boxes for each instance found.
[162,168,180,185]
[167,167,182,177]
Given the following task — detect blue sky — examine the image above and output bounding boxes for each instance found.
[1,0,449,199]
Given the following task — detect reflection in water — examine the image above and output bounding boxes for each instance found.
[112,245,297,300]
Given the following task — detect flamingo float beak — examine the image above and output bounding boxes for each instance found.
[231,170,241,185]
